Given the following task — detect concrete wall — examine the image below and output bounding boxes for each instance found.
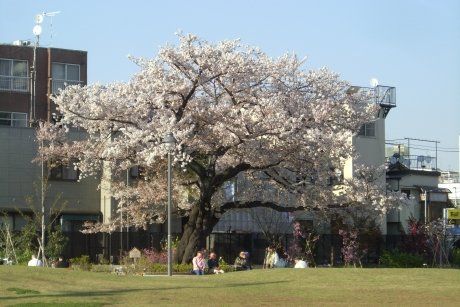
[0,126,100,215]
[344,116,386,179]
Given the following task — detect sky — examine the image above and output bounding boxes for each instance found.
[1,0,459,171]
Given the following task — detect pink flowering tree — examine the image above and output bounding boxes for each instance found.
[36,34,385,263]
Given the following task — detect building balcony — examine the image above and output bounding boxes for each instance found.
[386,154,437,171]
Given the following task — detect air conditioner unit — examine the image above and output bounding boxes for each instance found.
[12,40,31,46]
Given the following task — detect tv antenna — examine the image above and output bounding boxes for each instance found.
[35,11,61,46]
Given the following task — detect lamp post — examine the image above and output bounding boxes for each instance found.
[31,16,43,125]
[163,132,176,276]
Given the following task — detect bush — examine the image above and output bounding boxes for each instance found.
[70,255,92,271]
[122,256,192,275]
[452,248,460,267]
[218,257,235,272]
[90,264,113,273]
[380,250,424,268]
[46,226,69,260]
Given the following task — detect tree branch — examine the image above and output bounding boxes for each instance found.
[220,200,305,213]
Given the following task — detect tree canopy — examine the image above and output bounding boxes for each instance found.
[37,34,392,263]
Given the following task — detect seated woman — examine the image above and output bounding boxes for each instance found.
[234,251,252,271]
[192,251,206,275]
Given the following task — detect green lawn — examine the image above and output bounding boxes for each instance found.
[0,266,459,306]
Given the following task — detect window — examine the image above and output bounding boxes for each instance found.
[130,166,146,179]
[358,122,376,137]
[401,189,411,198]
[0,112,28,127]
[51,63,80,93]
[49,161,79,181]
[0,58,29,91]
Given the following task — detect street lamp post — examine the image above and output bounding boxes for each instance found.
[163,132,176,276]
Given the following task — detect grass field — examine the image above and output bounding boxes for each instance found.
[0,266,459,306]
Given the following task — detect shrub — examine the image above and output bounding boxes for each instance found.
[70,255,92,271]
[452,248,460,267]
[380,250,424,268]
[90,264,113,273]
[218,257,235,272]
[143,248,168,264]
[46,226,69,260]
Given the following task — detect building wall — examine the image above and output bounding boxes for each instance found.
[0,126,100,215]
[439,183,460,207]
[344,116,386,179]
[0,44,87,122]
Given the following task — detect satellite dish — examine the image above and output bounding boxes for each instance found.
[33,24,42,36]
[370,78,379,87]
[35,14,44,24]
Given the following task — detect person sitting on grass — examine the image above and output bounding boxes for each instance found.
[208,252,225,274]
[234,251,252,271]
[294,258,308,268]
[264,246,278,269]
[27,254,43,267]
[192,251,206,275]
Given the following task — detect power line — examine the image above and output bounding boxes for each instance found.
[385,141,458,151]
[385,143,459,153]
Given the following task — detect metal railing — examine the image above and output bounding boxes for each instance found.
[0,76,29,92]
[386,154,437,171]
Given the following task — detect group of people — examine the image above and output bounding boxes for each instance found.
[27,254,69,268]
[192,249,253,275]
[264,246,308,269]
[192,250,225,275]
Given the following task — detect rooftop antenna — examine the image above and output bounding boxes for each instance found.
[37,11,61,46]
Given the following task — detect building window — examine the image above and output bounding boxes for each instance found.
[358,122,376,137]
[0,111,28,127]
[49,161,79,181]
[0,58,29,92]
[130,166,146,179]
[52,63,81,94]
[401,189,411,198]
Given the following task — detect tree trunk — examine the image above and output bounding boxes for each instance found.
[173,200,217,264]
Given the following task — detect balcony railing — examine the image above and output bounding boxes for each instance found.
[0,76,29,92]
[386,154,437,171]
[52,79,83,94]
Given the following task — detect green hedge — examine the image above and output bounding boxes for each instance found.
[452,248,460,267]
[380,250,424,268]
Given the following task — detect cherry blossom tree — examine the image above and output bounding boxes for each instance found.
[36,34,384,263]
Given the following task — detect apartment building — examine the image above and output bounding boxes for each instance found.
[0,42,87,125]
[0,43,99,233]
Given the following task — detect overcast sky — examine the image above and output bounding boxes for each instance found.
[1,0,459,171]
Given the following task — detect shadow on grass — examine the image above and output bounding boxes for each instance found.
[7,288,40,295]
[9,303,103,307]
[1,280,288,301]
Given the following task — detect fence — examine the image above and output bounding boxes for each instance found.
[61,231,459,265]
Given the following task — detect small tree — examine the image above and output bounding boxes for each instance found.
[288,221,319,266]
[247,207,292,249]
[17,178,68,266]
[339,228,364,267]
[46,226,69,260]
[401,216,429,257]
[426,219,451,267]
